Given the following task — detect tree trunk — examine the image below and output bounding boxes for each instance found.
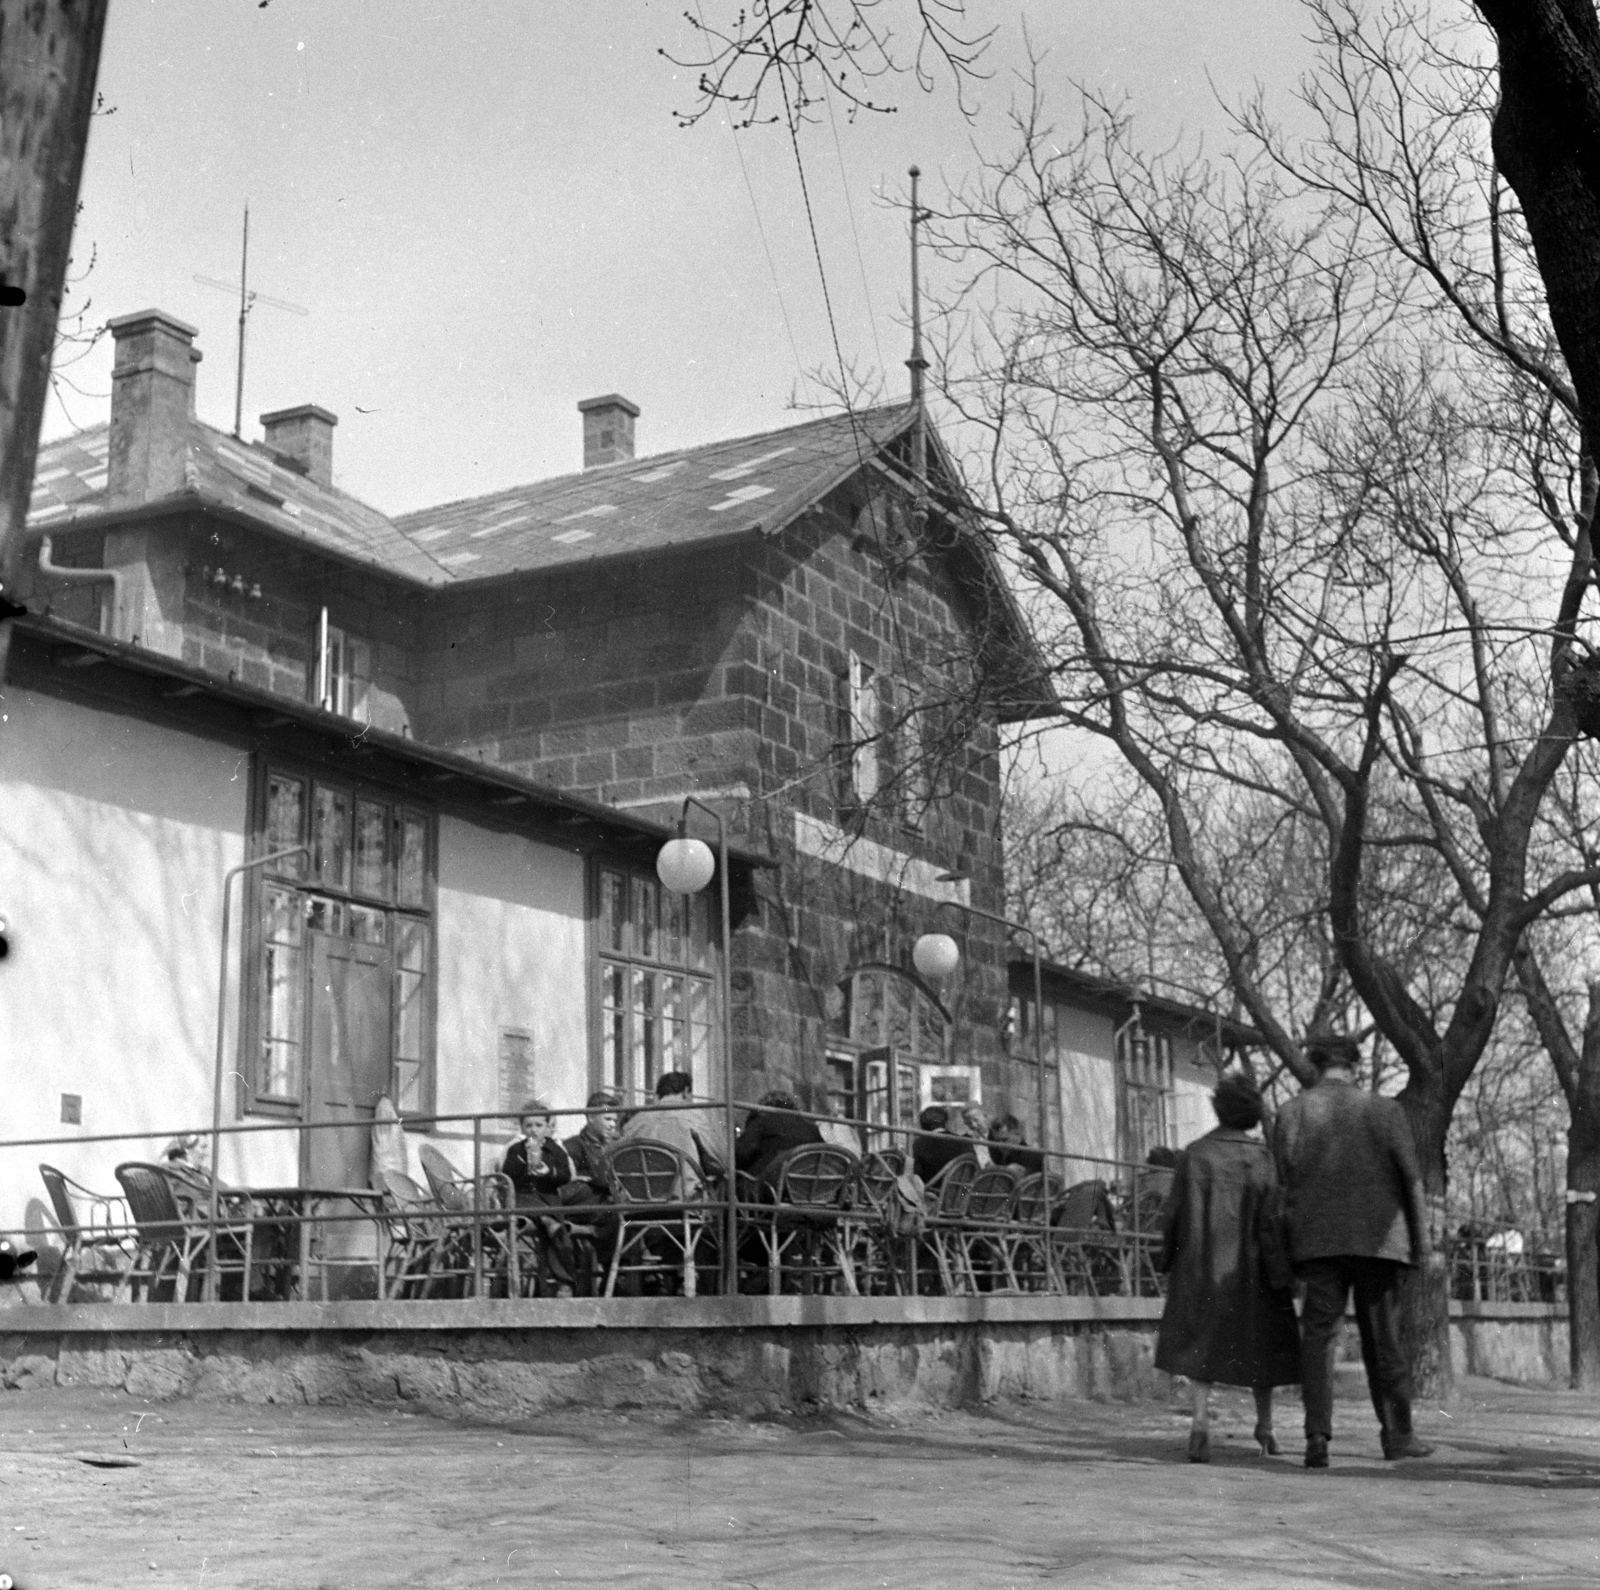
[1398,1095,1455,1401]
[1566,986,1600,1388]
[1566,1119,1600,1390]
[0,0,109,681]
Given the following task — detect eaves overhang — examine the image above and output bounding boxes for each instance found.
[3,613,777,874]
[1011,955,1265,1049]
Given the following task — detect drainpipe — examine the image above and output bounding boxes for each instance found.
[36,536,126,637]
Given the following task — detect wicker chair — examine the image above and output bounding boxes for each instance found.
[38,1164,137,1303]
[957,1165,1023,1293]
[918,1156,978,1295]
[1051,1178,1126,1295]
[601,1138,713,1297]
[841,1149,911,1295]
[376,1169,474,1298]
[741,1144,860,1296]
[1005,1172,1063,1292]
[415,1144,521,1297]
[113,1162,254,1302]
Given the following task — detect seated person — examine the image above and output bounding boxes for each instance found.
[562,1089,622,1203]
[989,1113,1045,1175]
[735,1089,824,1185]
[817,1093,863,1156]
[502,1100,573,1204]
[961,1105,994,1168]
[911,1104,977,1184]
[501,1098,580,1298]
[619,1070,728,1195]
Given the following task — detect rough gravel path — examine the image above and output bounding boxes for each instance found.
[1,1375,1596,1588]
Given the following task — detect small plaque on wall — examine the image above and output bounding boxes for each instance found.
[498,1029,535,1117]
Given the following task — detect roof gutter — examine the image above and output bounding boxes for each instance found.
[35,535,125,638]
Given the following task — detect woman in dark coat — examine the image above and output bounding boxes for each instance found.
[1155,1071,1300,1462]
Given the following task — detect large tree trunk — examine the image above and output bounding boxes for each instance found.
[1477,0,1600,463]
[1399,1088,1455,1401]
[1567,986,1600,1389]
[0,0,108,681]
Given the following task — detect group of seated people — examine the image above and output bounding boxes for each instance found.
[493,1075,1050,1296]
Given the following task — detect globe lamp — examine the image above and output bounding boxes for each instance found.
[656,835,716,895]
[912,932,960,980]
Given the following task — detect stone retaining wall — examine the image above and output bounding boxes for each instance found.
[0,1296,1569,1415]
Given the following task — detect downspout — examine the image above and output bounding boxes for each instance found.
[36,536,126,638]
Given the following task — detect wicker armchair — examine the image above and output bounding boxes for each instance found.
[38,1164,137,1303]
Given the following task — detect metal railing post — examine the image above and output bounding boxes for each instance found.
[207,843,307,1302]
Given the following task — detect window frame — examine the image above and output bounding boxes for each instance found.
[239,756,438,1121]
[1116,1024,1174,1166]
[588,858,722,1107]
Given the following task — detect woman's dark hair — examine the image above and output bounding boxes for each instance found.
[758,1089,801,1112]
[1145,1143,1180,1169]
[1211,1071,1264,1131]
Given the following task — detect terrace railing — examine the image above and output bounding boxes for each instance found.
[1,1103,1179,1307]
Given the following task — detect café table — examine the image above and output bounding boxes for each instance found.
[237,1186,387,1301]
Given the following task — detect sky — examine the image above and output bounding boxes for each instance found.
[45,0,1316,517]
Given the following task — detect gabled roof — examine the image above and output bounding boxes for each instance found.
[393,406,918,582]
[27,407,916,587]
[28,420,452,584]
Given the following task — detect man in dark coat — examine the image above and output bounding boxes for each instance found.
[1272,1034,1432,1468]
[735,1090,824,1185]
[911,1105,976,1184]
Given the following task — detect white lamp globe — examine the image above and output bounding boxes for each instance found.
[656,835,716,895]
[912,932,961,981]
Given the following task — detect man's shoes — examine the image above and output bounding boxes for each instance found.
[1186,1427,1211,1464]
[1304,1434,1329,1469]
[1381,1431,1435,1460]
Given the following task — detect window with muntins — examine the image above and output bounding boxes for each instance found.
[1118,1027,1173,1165]
[595,866,718,1105]
[249,763,435,1115]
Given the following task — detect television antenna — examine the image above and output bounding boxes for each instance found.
[193,203,308,439]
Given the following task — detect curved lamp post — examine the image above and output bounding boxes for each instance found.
[656,798,737,1295]
[207,842,309,1301]
[913,896,1049,1160]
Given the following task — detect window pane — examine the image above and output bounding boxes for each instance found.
[353,799,388,899]
[660,974,685,1071]
[396,814,428,908]
[261,884,303,1100]
[305,895,347,936]
[687,976,713,1097]
[854,971,885,1047]
[266,773,307,877]
[396,918,428,972]
[661,887,685,967]
[634,878,657,961]
[600,871,627,954]
[313,786,350,890]
[896,1063,918,1127]
[887,975,914,1052]
[348,904,387,945]
[687,891,713,972]
[601,962,626,1094]
[631,968,657,1092]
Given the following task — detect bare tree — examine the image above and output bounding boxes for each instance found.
[913,70,1597,1387]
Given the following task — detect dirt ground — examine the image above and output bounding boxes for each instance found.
[0,1373,1596,1589]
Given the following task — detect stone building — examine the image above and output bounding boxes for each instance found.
[2,306,1052,1229]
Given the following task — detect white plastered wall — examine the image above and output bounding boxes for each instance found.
[418,816,587,1177]
[0,685,263,1243]
[1053,1004,1119,1182]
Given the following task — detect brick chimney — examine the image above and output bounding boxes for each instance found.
[107,310,199,507]
[260,404,337,487]
[578,394,639,469]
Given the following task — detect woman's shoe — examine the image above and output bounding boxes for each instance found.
[1253,1424,1280,1457]
[1187,1427,1211,1463]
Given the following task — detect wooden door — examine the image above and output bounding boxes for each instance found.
[304,931,393,1188]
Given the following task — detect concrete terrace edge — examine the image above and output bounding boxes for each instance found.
[1,1293,1170,1333]
[0,1296,1561,1334]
